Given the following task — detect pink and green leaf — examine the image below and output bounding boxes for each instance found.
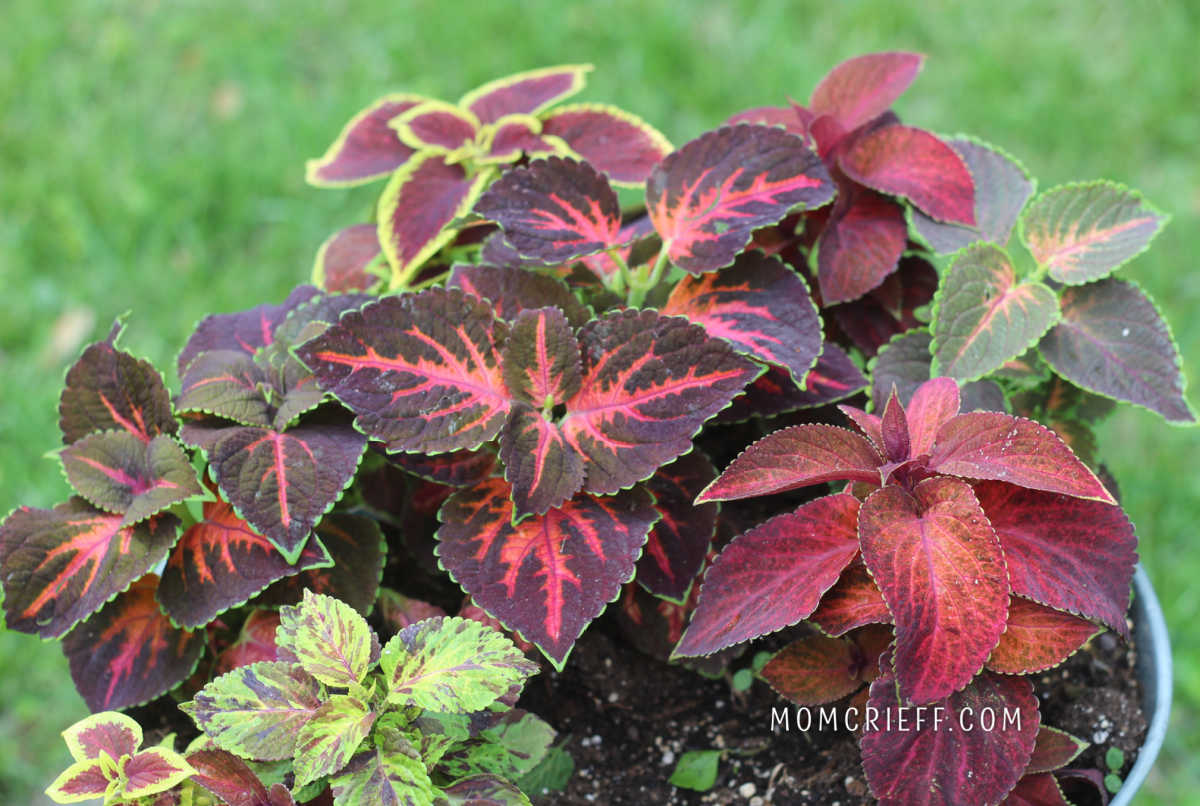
[840,125,974,224]
[562,309,761,495]
[306,94,425,187]
[986,596,1099,675]
[808,560,892,636]
[541,103,673,185]
[646,124,834,274]
[298,288,511,453]
[177,285,320,376]
[277,589,376,688]
[182,661,323,761]
[499,405,585,519]
[388,448,497,488]
[63,574,205,711]
[660,252,822,384]
[974,481,1135,635]
[121,747,196,799]
[673,494,860,656]
[436,478,657,667]
[186,748,275,806]
[858,478,1009,703]
[62,711,142,762]
[381,616,540,712]
[59,321,177,444]
[313,224,383,293]
[177,350,272,426]
[475,157,623,264]
[0,500,180,638]
[930,244,1059,381]
[637,453,719,602]
[61,431,203,527]
[1025,726,1088,775]
[696,425,882,503]
[860,662,1039,806]
[1021,181,1166,284]
[293,694,376,788]
[809,52,925,131]
[929,412,1115,503]
[460,64,592,124]
[502,307,582,406]
[759,633,871,706]
[447,264,591,328]
[817,186,908,304]
[390,100,478,153]
[45,758,114,802]
[1039,279,1195,423]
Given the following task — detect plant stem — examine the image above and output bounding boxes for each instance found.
[626,244,671,308]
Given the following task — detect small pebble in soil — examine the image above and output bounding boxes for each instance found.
[738,782,756,798]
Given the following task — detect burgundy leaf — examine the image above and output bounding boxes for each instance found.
[481,115,566,164]
[859,478,1009,703]
[187,749,274,806]
[541,103,674,185]
[861,662,1039,806]
[929,412,1115,503]
[437,478,657,667]
[475,157,623,264]
[831,255,939,355]
[660,252,822,383]
[313,224,382,292]
[808,560,892,636]
[637,452,719,602]
[214,610,282,676]
[305,94,424,187]
[460,64,591,124]
[208,424,367,562]
[1025,726,1088,775]
[841,125,975,224]
[1002,773,1074,806]
[178,286,320,376]
[447,263,591,328]
[817,186,908,304]
[838,404,884,451]
[673,494,860,656]
[986,597,1098,675]
[562,309,761,495]
[63,574,205,711]
[1039,279,1195,423]
[697,425,882,503]
[879,388,911,462]
[377,589,449,633]
[390,101,477,152]
[809,52,925,131]
[388,447,496,488]
[158,492,331,628]
[0,500,179,638]
[974,481,1135,635]
[499,405,586,518]
[298,288,511,454]
[646,124,834,274]
[717,344,867,423]
[59,321,176,444]
[760,634,868,706]
[905,377,961,456]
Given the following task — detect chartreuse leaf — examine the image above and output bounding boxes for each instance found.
[809,51,924,131]
[61,711,141,762]
[673,494,860,657]
[45,756,115,803]
[277,590,377,688]
[541,102,673,185]
[987,596,1099,675]
[859,478,1009,704]
[1021,181,1166,284]
[330,722,436,806]
[381,616,540,712]
[1039,278,1195,423]
[293,694,376,788]
[305,94,424,187]
[182,661,322,761]
[121,746,196,799]
[646,124,834,274]
[860,657,1039,806]
[669,749,721,792]
[931,243,1059,381]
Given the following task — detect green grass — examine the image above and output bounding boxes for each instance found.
[2,2,1196,803]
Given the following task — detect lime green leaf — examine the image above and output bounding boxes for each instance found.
[331,725,436,806]
[277,589,378,687]
[669,749,721,791]
[293,694,376,788]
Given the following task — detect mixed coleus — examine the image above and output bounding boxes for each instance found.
[5,54,1195,806]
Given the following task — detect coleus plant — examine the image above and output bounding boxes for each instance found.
[1,54,1192,806]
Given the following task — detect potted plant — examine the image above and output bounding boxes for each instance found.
[2,55,1185,805]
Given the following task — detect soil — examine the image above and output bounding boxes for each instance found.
[519,616,1147,806]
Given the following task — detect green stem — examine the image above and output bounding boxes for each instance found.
[626,244,671,308]
[604,246,631,296]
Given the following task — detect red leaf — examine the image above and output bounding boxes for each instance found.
[499,405,585,518]
[460,65,591,124]
[809,559,892,636]
[809,52,925,131]
[482,116,566,164]
[187,749,274,806]
[437,478,657,667]
[726,104,809,137]
[817,185,908,304]
[647,124,834,274]
[859,478,1009,703]
[841,125,975,224]
[475,157,623,264]
[673,494,859,656]
[541,103,673,185]
[905,377,961,456]
[178,286,320,376]
[637,453,719,602]
[158,494,331,628]
[975,481,1135,636]
[879,388,911,462]
[760,632,879,706]
[660,252,822,383]
[214,610,282,675]
[313,224,382,293]
[298,289,511,453]
[717,344,867,424]
[929,412,1116,503]
[123,748,193,796]
[562,309,760,495]
[63,574,205,710]
[305,94,423,187]
[447,263,591,328]
[59,321,177,444]
[391,101,477,152]
[831,255,939,354]
[1002,773,1074,806]
[0,501,179,638]
[987,597,1098,675]
[861,662,1039,806]
[697,425,882,503]
[1025,726,1088,775]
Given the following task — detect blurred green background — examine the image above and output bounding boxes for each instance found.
[1,1,1196,803]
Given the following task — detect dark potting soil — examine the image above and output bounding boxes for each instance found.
[519,619,1147,806]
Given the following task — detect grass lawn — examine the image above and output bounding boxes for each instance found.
[2,1,1196,802]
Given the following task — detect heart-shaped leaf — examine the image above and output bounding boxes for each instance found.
[1039,278,1195,423]
[277,590,377,688]
[542,102,673,185]
[479,113,568,165]
[931,244,1059,381]
[1021,181,1166,284]
[809,52,925,131]
[673,494,860,656]
[841,125,974,224]
[305,94,424,187]
[817,185,908,304]
[647,124,834,274]
[859,478,1009,703]
[637,453,719,602]
[986,597,1098,674]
